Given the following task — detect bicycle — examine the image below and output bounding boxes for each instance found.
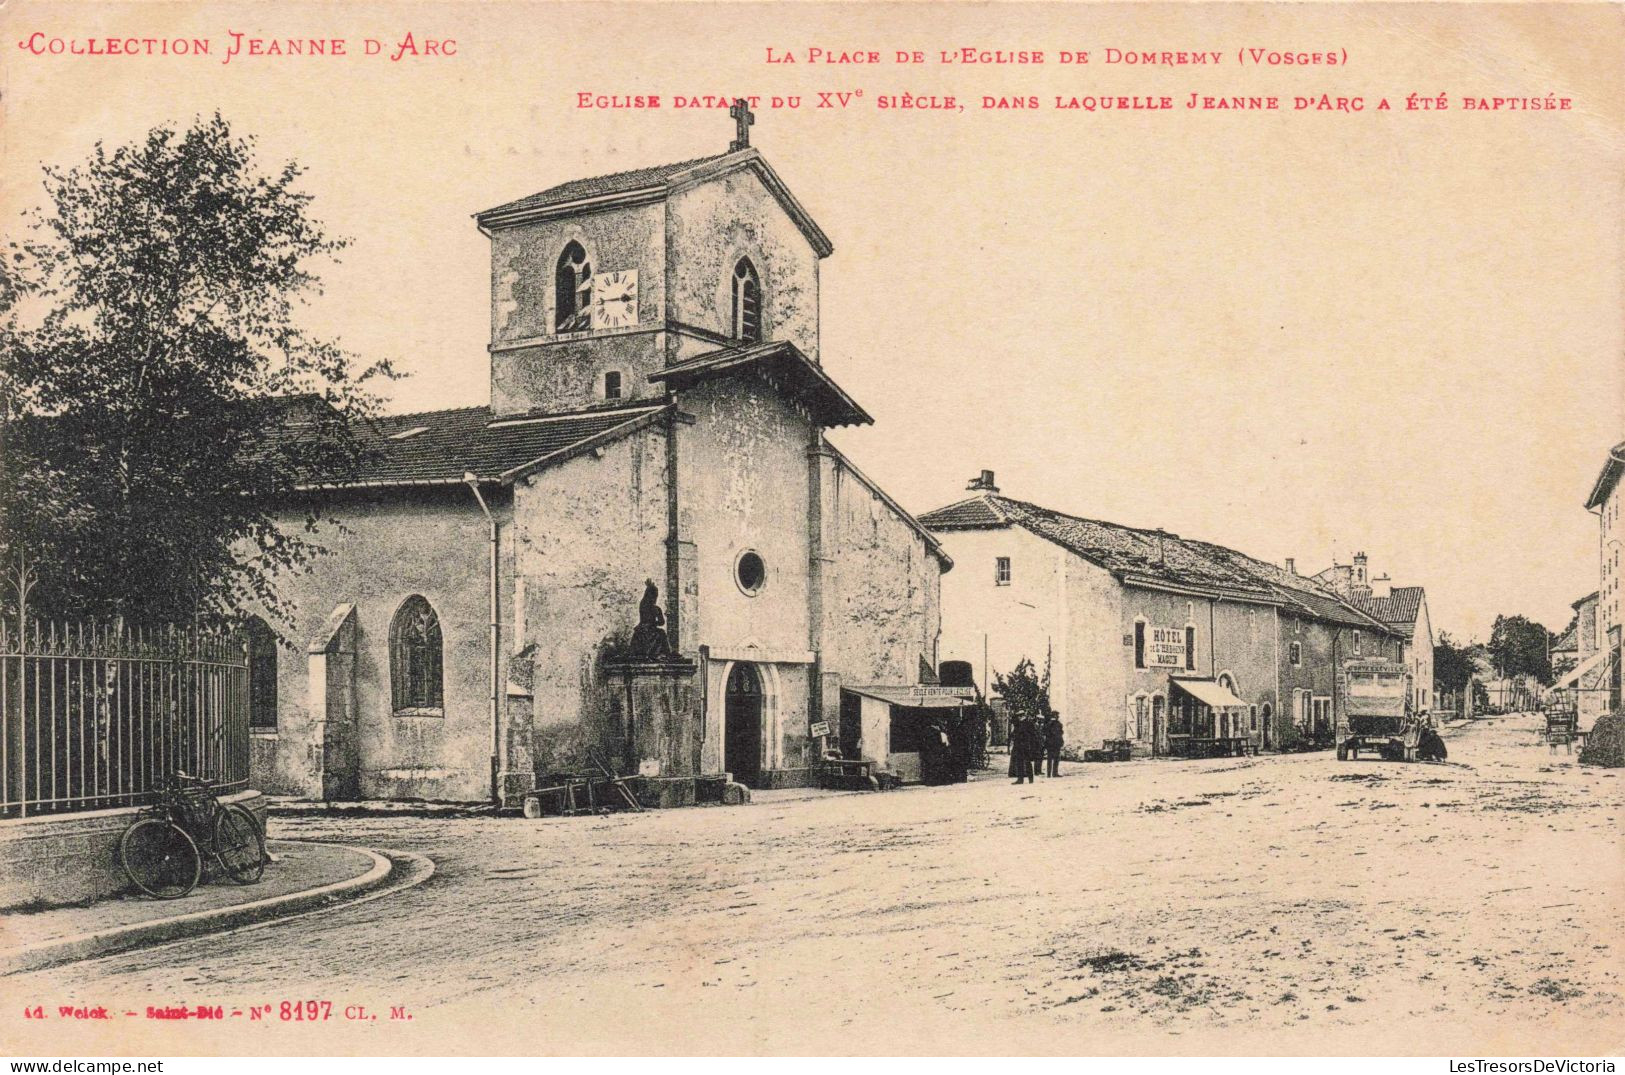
[118,771,267,899]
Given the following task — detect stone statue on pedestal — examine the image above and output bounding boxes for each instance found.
[628,579,672,659]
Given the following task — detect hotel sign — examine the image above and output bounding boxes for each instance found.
[1149,627,1187,668]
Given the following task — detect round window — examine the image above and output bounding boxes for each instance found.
[735,550,766,595]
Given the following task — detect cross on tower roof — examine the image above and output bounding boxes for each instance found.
[729,98,755,153]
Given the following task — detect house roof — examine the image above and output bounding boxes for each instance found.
[1551,624,1579,655]
[918,493,1398,633]
[1188,542,1394,631]
[1585,441,1625,509]
[474,148,834,258]
[1353,587,1426,633]
[649,340,871,428]
[1573,590,1599,610]
[285,402,668,489]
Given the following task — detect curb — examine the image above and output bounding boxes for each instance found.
[1,841,434,977]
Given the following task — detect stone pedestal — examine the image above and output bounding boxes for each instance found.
[602,658,701,783]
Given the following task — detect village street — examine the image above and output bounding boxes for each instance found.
[5,712,1622,1056]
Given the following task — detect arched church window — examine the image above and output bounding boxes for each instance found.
[246,616,278,729]
[390,595,444,713]
[731,258,762,343]
[555,241,592,332]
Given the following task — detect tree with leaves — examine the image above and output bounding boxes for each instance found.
[1486,614,1555,687]
[1,114,393,627]
[993,656,1055,720]
[1433,631,1481,699]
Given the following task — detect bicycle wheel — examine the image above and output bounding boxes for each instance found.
[213,804,266,884]
[119,819,202,899]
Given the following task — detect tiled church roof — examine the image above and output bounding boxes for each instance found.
[287,402,667,488]
[919,493,1396,633]
[477,154,731,220]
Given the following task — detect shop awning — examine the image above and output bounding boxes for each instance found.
[843,685,976,709]
[1170,677,1247,709]
[1556,647,1613,688]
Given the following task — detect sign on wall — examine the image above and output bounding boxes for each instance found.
[1148,627,1187,668]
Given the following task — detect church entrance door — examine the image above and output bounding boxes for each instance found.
[724,662,764,787]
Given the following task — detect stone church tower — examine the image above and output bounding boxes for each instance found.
[250,120,950,804]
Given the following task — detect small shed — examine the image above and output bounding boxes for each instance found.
[839,685,976,784]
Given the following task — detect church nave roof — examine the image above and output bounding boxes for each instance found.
[284,401,668,489]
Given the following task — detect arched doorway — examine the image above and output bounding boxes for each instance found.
[724,663,764,786]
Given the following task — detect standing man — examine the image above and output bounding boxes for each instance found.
[1044,712,1065,777]
[1009,715,1035,784]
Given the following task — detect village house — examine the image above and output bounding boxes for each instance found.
[246,115,951,805]
[919,472,1402,758]
[1312,554,1435,713]
[1581,440,1625,713]
[1553,591,1609,730]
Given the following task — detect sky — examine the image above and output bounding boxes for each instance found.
[2,1,1621,643]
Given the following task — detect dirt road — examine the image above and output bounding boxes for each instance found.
[4,712,1620,1055]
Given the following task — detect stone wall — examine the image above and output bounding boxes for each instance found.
[666,166,821,362]
[511,425,670,778]
[0,791,267,909]
[252,488,510,802]
[488,201,667,416]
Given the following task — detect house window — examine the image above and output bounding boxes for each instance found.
[731,258,762,343]
[1134,621,1147,669]
[1289,641,1301,666]
[1250,704,1258,732]
[604,371,622,400]
[390,595,444,713]
[995,557,1011,586]
[554,241,592,332]
[1353,630,1362,656]
[1184,625,1196,670]
[246,617,278,729]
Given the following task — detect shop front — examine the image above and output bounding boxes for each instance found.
[1168,676,1251,758]
[839,685,976,784]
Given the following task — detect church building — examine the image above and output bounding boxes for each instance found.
[248,114,951,805]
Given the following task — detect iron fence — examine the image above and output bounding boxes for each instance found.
[1,621,250,819]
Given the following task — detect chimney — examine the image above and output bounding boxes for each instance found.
[1156,528,1168,565]
[1371,574,1392,600]
[1284,557,1296,576]
[967,469,999,494]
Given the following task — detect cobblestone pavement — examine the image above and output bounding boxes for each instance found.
[4,712,1620,1055]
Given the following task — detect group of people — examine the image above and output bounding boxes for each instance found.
[1008,711,1064,783]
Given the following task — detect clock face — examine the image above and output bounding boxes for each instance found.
[591,270,638,330]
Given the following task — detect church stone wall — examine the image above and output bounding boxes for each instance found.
[666,168,821,362]
[511,426,671,777]
[488,201,666,415]
[679,375,815,659]
[491,331,666,416]
[817,455,945,728]
[252,488,511,801]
